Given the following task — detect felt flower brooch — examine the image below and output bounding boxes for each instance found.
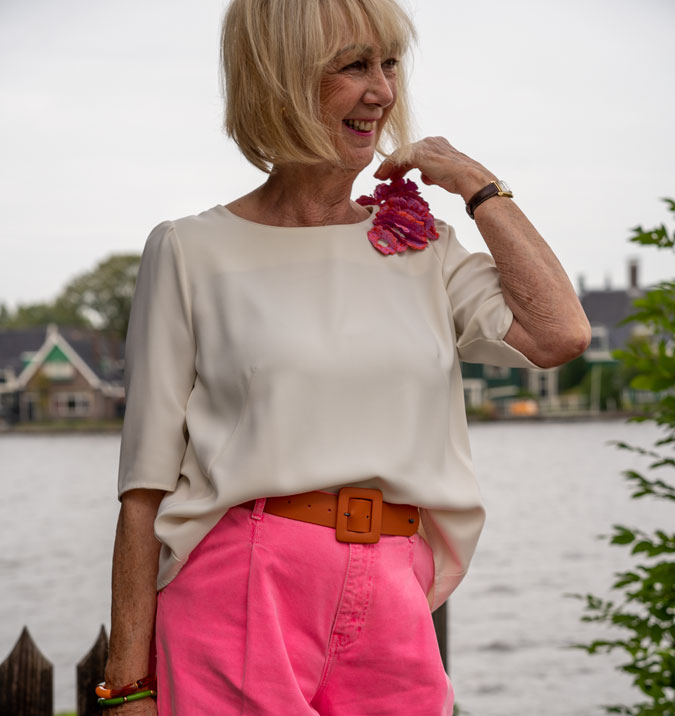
[356,178,439,255]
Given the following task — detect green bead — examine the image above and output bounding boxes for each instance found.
[97,689,157,708]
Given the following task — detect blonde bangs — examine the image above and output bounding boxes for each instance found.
[221,0,416,173]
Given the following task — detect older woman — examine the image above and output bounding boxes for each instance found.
[101,0,590,714]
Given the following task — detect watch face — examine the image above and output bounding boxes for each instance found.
[496,180,513,197]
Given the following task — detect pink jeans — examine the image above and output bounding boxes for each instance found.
[155,499,453,715]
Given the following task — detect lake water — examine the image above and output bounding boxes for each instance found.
[0,420,672,714]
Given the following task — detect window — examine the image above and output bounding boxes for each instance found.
[52,392,91,417]
[42,362,75,380]
[462,379,484,408]
[588,326,609,352]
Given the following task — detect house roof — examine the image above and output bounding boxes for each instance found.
[60,327,124,383]
[580,288,641,351]
[0,328,48,376]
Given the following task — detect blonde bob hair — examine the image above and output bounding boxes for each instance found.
[220,0,416,173]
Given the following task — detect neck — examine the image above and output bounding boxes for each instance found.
[229,162,371,227]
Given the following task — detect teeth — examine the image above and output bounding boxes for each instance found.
[346,119,375,132]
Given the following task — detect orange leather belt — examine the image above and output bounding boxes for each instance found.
[242,487,419,544]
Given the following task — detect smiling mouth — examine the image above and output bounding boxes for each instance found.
[343,119,376,135]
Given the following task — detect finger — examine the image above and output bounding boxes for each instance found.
[373,158,396,180]
[374,159,412,181]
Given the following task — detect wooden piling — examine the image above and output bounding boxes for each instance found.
[76,626,109,716]
[0,626,53,716]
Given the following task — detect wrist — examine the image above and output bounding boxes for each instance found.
[465,180,514,219]
[98,689,157,710]
[104,664,150,690]
[456,171,498,203]
[97,674,157,710]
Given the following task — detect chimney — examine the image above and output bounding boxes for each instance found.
[577,274,586,296]
[628,258,639,290]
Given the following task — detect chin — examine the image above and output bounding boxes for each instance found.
[335,148,377,173]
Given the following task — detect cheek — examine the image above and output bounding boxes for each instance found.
[319,77,348,119]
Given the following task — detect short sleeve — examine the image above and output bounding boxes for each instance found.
[117,221,197,498]
[436,221,537,368]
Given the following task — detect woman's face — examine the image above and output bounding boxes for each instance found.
[319,37,398,171]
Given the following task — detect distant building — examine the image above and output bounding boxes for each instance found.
[461,362,525,411]
[580,258,647,362]
[461,260,647,415]
[460,360,559,416]
[526,367,558,403]
[0,324,125,424]
[577,259,655,412]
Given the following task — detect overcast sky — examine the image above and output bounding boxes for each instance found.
[1,0,673,310]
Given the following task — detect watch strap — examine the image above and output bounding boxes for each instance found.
[466,181,513,219]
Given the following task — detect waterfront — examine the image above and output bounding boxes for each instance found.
[0,420,671,714]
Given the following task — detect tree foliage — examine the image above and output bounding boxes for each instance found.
[580,361,627,411]
[0,300,87,329]
[558,354,590,392]
[56,254,140,338]
[0,254,140,338]
[572,199,675,715]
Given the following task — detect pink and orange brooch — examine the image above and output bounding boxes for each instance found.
[356,178,439,255]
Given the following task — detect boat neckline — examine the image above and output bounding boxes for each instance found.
[216,204,374,230]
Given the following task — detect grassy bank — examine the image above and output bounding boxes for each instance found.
[1,419,123,433]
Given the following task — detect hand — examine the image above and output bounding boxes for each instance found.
[106,698,158,716]
[374,136,497,202]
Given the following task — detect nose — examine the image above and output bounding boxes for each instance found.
[363,65,395,108]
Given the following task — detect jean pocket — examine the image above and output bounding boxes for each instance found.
[411,533,435,597]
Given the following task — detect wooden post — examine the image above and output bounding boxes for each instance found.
[432,600,449,673]
[77,626,109,716]
[0,626,53,716]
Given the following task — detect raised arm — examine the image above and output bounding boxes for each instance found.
[104,489,164,715]
[375,137,591,368]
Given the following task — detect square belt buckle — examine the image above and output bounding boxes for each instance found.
[336,487,383,544]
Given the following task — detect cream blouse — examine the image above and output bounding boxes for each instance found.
[118,203,536,610]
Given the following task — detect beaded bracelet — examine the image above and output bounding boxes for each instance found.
[96,675,157,700]
[98,688,157,708]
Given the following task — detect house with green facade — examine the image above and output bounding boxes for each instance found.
[0,324,124,424]
[461,361,559,416]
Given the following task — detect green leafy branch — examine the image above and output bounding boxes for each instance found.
[570,198,675,716]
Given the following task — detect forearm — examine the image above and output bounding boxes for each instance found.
[105,489,165,687]
[471,195,591,366]
[376,137,591,367]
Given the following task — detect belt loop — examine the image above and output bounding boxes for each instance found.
[251,498,266,521]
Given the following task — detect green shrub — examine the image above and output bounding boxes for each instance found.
[572,199,675,715]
